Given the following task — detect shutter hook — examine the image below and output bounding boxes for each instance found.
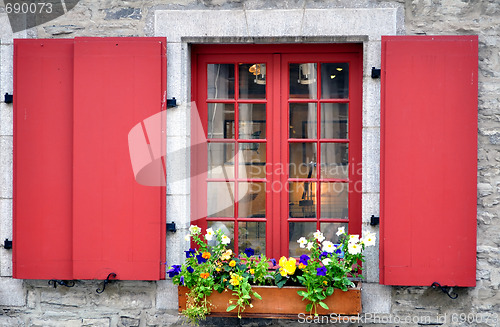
[48,280,75,288]
[431,282,458,299]
[96,273,117,294]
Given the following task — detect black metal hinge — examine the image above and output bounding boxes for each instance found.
[166,97,177,108]
[166,222,176,233]
[4,93,13,104]
[3,239,12,249]
[371,67,381,79]
[370,215,380,226]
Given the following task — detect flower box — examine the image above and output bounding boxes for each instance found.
[178,282,361,319]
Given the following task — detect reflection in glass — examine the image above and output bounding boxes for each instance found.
[320,183,348,219]
[289,222,316,257]
[289,103,317,139]
[289,63,317,99]
[239,144,266,179]
[320,143,348,179]
[320,63,349,99]
[208,103,235,139]
[239,222,266,255]
[321,103,348,139]
[208,221,234,252]
[289,143,316,179]
[207,182,234,218]
[238,182,266,218]
[239,104,266,139]
[239,64,266,99]
[320,222,349,244]
[207,64,235,99]
[289,182,316,218]
[207,143,235,179]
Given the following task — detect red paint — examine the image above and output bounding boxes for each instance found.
[13,38,166,280]
[380,36,478,286]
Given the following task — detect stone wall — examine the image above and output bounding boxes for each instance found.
[0,0,498,326]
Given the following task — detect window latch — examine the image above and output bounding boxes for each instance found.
[431,282,458,299]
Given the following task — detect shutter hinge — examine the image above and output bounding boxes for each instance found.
[371,67,381,79]
[4,93,13,104]
[3,239,12,249]
[166,222,177,233]
[166,97,177,108]
[370,215,379,226]
[96,273,117,294]
[48,280,75,288]
[431,282,458,299]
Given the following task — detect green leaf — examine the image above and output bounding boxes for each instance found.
[297,290,307,297]
[306,303,312,313]
[277,278,287,288]
[226,304,237,312]
[318,301,329,310]
[326,287,334,296]
[253,292,262,300]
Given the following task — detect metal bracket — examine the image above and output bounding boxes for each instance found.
[371,67,381,79]
[48,280,75,288]
[370,215,380,226]
[4,93,13,104]
[3,239,12,249]
[96,273,117,294]
[166,97,177,108]
[166,222,177,233]
[431,282,458,299]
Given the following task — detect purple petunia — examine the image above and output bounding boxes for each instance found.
[244,248,255,257]
[299,254,310,266]
[185,248,196,258]
[196,252,207,264]
[319,251,329,260]
[316,266,327,276]
[270,258,277,266]
[334,244,344,259]
[187,266,194,273]
[180,276,185,285]
[167,265,182,278]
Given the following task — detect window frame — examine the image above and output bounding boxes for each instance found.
[191,44,363,259]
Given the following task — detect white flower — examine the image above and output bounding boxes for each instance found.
[322,258,332,266]
[297,237,308,248]
[306,242,314,251]
[336,227,346,236]
[313,230,325,242]
[189,225,201,235]
[348,242,362,255]
[205,228,215,241]
[221,234,231,245]
[361,232,376,247]
[348,234,360,244]
[184,234,191,241]
[322,241,335,253]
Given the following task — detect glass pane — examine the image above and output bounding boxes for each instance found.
[239,222,266,256]
[289,222,316,257]
[320,222,349,244]
[238,182,266,218]
[207,143,235,179]
[238,144,266,179]
[320,143,348,179]
[239,63,266,99]
[208,221,234,252]
[207,64,235,99]
[289,143,317,179]
[289,182,316,218]
[207,182,235,218]
[207,103,235,139]
[239,104,266,139]
[320,63,349,99]
[320,183,348,219]
[289,103,317,139]
[289,63,317,99]
[321,103,348,139]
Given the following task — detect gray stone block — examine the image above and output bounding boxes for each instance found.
[156,280,179,310]
[0,136,12,198]
[361,283,391,313]
[362,128,380,193]
[0,278,25,306]
[246,9,303,37]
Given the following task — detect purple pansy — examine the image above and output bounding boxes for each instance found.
[167,265,182,278]
[185,248,196,258]
[244,248,255,257]
[316,266,327,276]
[299,254,310,266]
[187,266,194,273]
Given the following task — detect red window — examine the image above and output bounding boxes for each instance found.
[380,36,478,286]
[191,45,363,259]
[13,38,166,280]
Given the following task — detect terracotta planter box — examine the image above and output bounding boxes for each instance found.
[178,283,361,319]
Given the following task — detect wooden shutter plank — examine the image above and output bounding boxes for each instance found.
[72,38,166,280]
[380,36,478,286]
[13,40,74,279]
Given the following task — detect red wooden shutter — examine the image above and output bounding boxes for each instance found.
[13,38,166,280]
[13,40,75,279]
[380,36,478,286]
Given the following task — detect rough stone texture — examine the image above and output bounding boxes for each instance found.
[0,0,497,326]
